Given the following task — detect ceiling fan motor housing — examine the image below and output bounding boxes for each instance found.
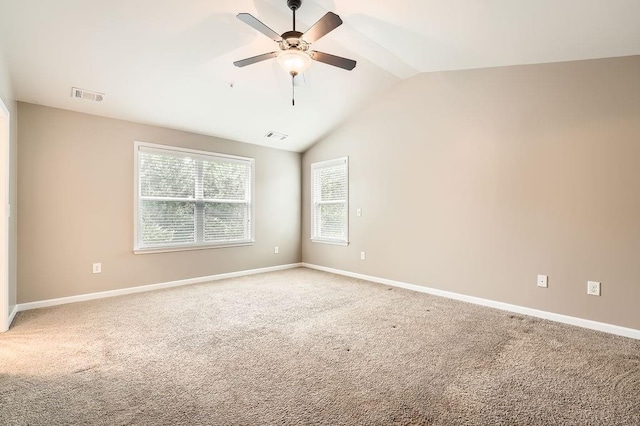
[280,30,307,50]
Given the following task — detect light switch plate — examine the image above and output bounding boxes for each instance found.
[537,275,548,288]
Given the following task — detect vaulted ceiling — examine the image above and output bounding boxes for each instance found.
[1,0,639,152]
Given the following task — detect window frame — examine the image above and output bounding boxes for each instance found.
[133,141,255,254]
[310,156,349,246]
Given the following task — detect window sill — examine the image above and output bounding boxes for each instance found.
[311,239,349,246]
[134,241,254,254]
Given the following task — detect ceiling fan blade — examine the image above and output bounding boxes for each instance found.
[233,52,278,68]
[310,51,356,71]
[302,12,343,44]
[237,13,283,42]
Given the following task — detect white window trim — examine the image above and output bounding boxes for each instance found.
[133,141,255,254]
[311,156,349,246]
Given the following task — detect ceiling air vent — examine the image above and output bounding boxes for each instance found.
[264,131,288,141]
[71,87,105,102]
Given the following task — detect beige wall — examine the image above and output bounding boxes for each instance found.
[18,103,301,303]
[0,48,17,315]
[302,56,640,330]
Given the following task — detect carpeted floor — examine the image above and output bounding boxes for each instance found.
[0,268,639,425]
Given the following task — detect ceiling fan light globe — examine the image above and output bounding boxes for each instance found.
[277,49,312,75]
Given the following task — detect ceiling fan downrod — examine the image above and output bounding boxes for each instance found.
[287,0,301,31]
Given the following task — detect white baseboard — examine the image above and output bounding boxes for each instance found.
[301,263,640,341]
[17,263,302,313]
[14,262,639,341]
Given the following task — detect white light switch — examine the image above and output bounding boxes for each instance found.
[356,208,362,217]
[274,246,279,254]
[537,275,548,288]
[360,251,366,260]
[92,263,102,274]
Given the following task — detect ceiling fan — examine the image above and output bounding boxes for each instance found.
[234,0,357,105]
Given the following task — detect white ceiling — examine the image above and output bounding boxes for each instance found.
[1,0,639,152]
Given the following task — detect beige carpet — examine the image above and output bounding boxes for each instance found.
[1,268,639,425]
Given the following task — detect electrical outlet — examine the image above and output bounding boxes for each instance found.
[587,281,601,296]
[92,263,101,274]
[537,275,548,288]
[360,251,366,260]
[356,208,362,217]
[274,246,279,254]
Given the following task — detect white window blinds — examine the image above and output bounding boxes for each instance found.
[311,157,348,245]
[134,142,254,252]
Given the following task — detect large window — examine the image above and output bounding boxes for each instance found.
[311,157,349,245]
[134,142,254,253]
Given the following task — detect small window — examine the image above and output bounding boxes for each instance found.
[134,142,254,253]
[311,157,349,245]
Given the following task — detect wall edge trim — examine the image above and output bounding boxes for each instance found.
[301,263,640,340]
[7,304,17,328]
[16,263,303,313]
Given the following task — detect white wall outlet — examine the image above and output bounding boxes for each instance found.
[92,263,101,274]
[356,208,362,217]
[360,251,366,260]
[587,281,601,296]
[537,275,548,288]
[274,246,279,254]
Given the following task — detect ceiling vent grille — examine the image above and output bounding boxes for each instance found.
[71,87,104,102]
[264,131,288,141]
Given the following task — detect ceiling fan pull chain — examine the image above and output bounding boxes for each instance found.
[292,73,295,106]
